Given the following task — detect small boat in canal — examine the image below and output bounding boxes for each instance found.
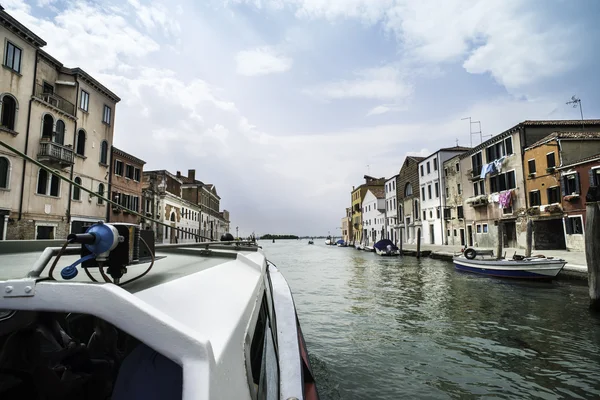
[308,240,314,245]
[453,248,567,280]
[0,224,320,400]
[336,239,347,247]
[374,239,400,256]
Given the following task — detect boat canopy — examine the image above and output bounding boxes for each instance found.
[336,239,345,245]
[374,239,398,251]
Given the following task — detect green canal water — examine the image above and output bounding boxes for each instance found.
[261,240,600,399]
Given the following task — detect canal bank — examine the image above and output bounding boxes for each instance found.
[400,244,588,280]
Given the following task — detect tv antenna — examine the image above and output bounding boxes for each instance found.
[367,164,371,175]
[461,117,483,147]
[566,95,584,131]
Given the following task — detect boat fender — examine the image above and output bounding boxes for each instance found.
[464,248,477,260]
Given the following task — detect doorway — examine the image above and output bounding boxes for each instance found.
[460,228,465,246]
[503,221,517,248]
[429,225,435,244]
[467,225,473,246]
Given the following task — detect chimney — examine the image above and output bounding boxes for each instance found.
[188,169,195,181]
[176,171,181,177]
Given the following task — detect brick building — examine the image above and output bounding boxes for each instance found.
[107,146,145,225]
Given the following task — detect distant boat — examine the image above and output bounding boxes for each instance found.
[336,239,347,247]
[308,240,314,245]
[272,238,275,243]
[453,248,566,280]
[374,239,400,256]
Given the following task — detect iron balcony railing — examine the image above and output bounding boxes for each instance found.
[34,84,75,116]
[38,140,74,165]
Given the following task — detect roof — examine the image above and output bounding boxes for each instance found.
[407,156,425,162]
[526,131,600,150]
[422,146,472,160]
[0,6,46,47]
[557,153,600,170]
[367,187,385,199]
[461,120,600,159]
[112,146,146,165]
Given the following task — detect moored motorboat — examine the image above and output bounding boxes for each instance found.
[336,239,347,247]
[363,246,375,252]
[453,248,566,280]
[374,239,400,256]
[308,240,314,245]
[0,224,320,400]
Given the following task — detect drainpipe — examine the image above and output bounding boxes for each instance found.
[66,79,80,227]
[106,146,113,222]
[18,49,39,221]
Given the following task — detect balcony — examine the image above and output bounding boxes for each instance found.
[38,140,74,167]
[468,166,483,181]
[34,84,75,116]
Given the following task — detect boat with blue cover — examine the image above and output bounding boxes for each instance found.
[374,239,400,256]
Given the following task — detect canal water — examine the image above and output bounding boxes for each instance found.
[262,240,600,400]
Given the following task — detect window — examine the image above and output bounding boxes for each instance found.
[436,208,440,219]
[423,211,426,220]
[76,130,86,156]
[36,169,60,196]
[445,187,449,198]
[483,224,488,233]
[486,137,513,162]
[476,224,482,233]
[54,120,65,145]
[529,191,541,207]
[471,152,483,175]
[563,173,580,195]
[4,41,21,73]
[420,165,424,176]
[565,216,583,235]
[0,156,9,189]
[103,105,112,124]
[42,114,53,139]
[80,90,89,112]
[427,185,432,199]
[456,162,460,172]
[405,183,412,196]
[36,226,55,240]
[443,208,451,219]
[435,182,439,198]
[73,177,81,200]
[427,162,431,174]
[0,94,17,130]
[126,164,134,179]
[444,168,448,177]
[114,160,124,176]
[453,229,457,237]
[421,187,425,199]
[457,206,464,219]
[97,183,105,204]
[473,180,485,196]
[546,152,556,169]
[547,186,560,204]
[528,159,536,175]
[457,184,462,194]
[433,158,438,171]
[593,168,600,186]
[490,170,516,193]
[447,229,451,237]
[100,141,108,165]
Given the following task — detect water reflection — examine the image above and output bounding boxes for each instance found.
[261,240,600,399]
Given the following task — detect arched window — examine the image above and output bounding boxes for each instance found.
[42,114,53,139]
[97,183,104,204]
[37,169,48,194]
[0,95,17,131]
[100,140,108,165]
[76,130,85,156]
[55,120,65,145]
[404,182,413,197]
[73,177,81,200]
[0,157,9,189]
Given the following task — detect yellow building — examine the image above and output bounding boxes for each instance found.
[351,175,386,245]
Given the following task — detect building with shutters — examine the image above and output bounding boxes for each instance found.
[350,175,386,246]
[442,155,466,246]
[384,175,398,243]
[396,156,424,245]
[361,188,386,246]
[106,147,145,227]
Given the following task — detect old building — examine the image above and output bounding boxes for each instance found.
[558,154,600,251]
[142,170,201,244]
[362,188,386,246]
[1,6,120,239]
[523,132,600,250]
[341,207,352,244]
[218,210,230,239]
[418,147,471,245]
[460,120,600,249]
[0,6,45,240]
[384,175,398,243]
[350,175,386,246]
[396,156,424,244]
[200,184,222,240]
[107,146,145,225]
[443,155,466,246]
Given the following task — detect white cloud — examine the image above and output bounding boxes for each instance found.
[305,65,412,100]
[235,47,293,76]
[366,104,406,116]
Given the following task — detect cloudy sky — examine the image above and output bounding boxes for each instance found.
[4,0,599,236]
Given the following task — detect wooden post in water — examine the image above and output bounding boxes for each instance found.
[585,186,600,311]
[525,219,533,258]
[496,222,504,259]
[416,228,421,259]
[399,229,403,255]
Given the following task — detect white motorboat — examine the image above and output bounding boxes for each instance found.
[453,248,566,280]
[0,223,319,400]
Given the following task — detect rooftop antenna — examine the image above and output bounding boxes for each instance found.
[566,95,584,131]
[367,164,371,176]
[461,117,483,147]
[455,138,459,146]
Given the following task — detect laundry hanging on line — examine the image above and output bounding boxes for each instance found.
[498,190,513,208]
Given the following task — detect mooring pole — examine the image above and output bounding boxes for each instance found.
[585,186,600,311]
[525,219,533,258]
[416,228,421,259]
[399,229,403,255]
[496,222,504,260]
